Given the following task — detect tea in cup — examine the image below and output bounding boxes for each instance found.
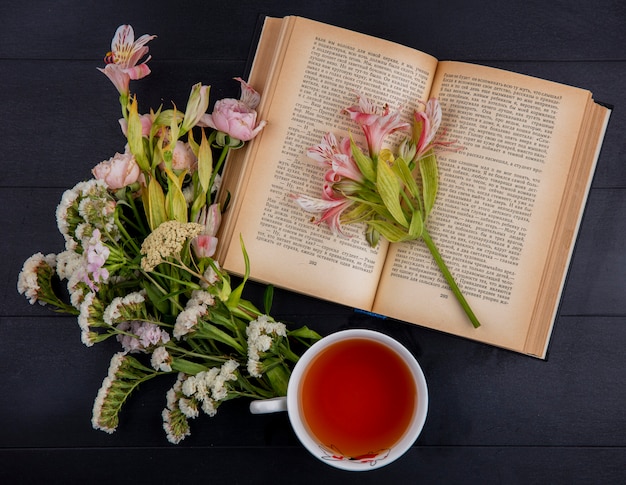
[250,328,428,471]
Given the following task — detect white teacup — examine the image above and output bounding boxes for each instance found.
[250,328,428,471]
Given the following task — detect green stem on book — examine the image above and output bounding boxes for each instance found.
[421,228,481,329]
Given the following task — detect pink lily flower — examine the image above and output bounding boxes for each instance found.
[343,92,410,157]
[291,185,353,236]
[98,25,156,95]
[413,98,461,158]
[307,133,363,183]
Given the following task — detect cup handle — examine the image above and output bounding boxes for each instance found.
[249,396,288,414]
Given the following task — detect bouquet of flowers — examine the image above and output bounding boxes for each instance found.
[293,93,481,328]
[17,24,320,444]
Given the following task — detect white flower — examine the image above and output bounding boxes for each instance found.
[103,291,146,325]
[56,250,82,280]
[151,346,172,372]
[179,398,199,419]
[245,315,286,378]
[17,252,57,305]
[91,352,126,434]
[173,291,215,339]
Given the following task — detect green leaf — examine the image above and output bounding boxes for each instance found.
[376,158,409,227]
[144,176,167,230]
[365,219,410,243]
[226,235,250,310]
[170,358,209,375]
[288,326,322,342]
[196,320,245,354]
[197,128,213,194]
[264,285,274,315]
[350,135,376,182]
[265,364,289,396]
[393,156,422,202]
[408,209,424,238]
[420,150,439,219]
[163,168,188,223]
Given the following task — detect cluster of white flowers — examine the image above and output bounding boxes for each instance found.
[103,291,147,324]
[91,352,127,434]
[162,373,191,444]
[56,179,118,250]
[16,252,56,305]
[173,290,215,339]
[246,315,287,378]
[180,359,239,416]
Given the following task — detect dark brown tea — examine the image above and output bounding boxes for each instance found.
[300,338,417,458]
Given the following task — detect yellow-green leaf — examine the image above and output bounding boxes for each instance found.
[146,177,167,229]
[163,168,188,223]
[127,97,150,171]
[198,129,213,194]
[365,219,410,243]
[420,150,439,218]
[408,209,424,238]
[393,156,421,202]
[350,135,375,182]
[376,158,408,227]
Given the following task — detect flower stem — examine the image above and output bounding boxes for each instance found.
[421,228,481,328]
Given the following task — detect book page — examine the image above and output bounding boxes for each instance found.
[218,16,439,310]
[373,61,595,356]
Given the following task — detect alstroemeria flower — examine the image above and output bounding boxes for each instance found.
[412,98,461,159]
[181,83,210,134]
[291,186,354,236]
[192,204,221,258]
[343,92,410,157]
[307,133,363,183]
[98,24,156,95]
[198,78,266,142]
[413,98,442,155]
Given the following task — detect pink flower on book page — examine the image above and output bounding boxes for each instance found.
[343,92,409,157]
[291,186,354,237]
[307,133,363,183]
[413,98,461,158]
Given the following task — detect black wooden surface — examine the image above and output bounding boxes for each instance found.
[1,1,625,483]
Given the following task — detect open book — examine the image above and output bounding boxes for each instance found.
[215,16,611,358]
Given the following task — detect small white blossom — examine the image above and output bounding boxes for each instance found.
[151,346,172,372]
[56,249,82,280]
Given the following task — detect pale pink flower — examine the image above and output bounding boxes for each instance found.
[98,24,156,95]
[291,187,354,236]
[92,151,142,190]
[170,141,198,172]
[198,78,266,142]
[192,204,221,258]
[343,92,410,156]
[413,98,461,158]
[83,229,110,291]
[307,133,363,183]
